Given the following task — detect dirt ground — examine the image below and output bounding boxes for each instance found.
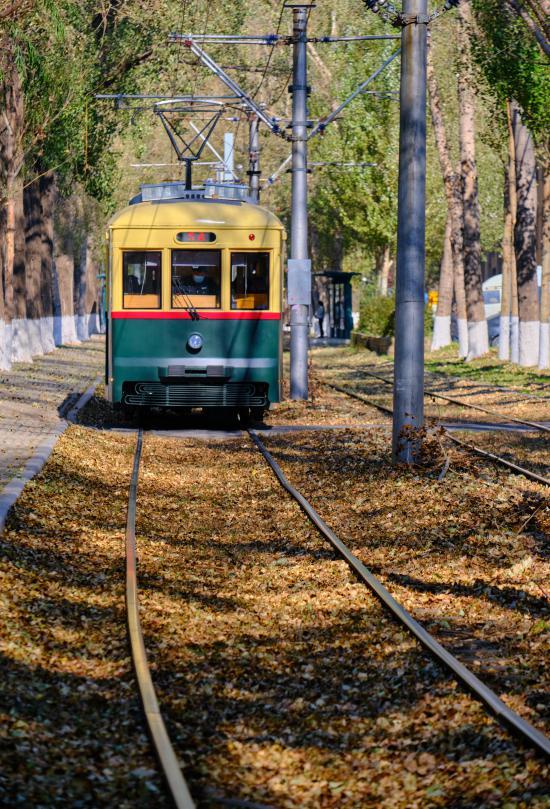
[0,345,548,807]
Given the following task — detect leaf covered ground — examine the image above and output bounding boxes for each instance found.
[310,348,550,427]
[0,345,548,807]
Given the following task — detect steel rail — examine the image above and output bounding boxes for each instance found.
[350,366,550,434]
[446,433,550,487]
[325,382,550,486]
[126,430,195,809]
[359,360,549,404]
[248,429,550,759]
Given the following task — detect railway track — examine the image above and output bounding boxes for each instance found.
[355,361,549,403]
[248,429,550,759]
[332,366,550,434]
[125,429,195,809]
[125,428,549,809]
[325,382,550,487]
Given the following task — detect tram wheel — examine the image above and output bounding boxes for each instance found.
[250,407,266,424]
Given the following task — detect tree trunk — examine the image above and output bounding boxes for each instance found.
[432,214,453,349]
[458,3,488,360]
[0,202,7,369]
[376,245,391,296]
[505,101,520,363]
[53,191,79,344]
[11,174,32,362]
[75,233,100,340]
[453,224,469,358]
[511,99,539,366]
[1,56,28,364]
[539,168,549,368]
[24,175,46,356]
[39,170,56,352]
[426,34,468,357]
[500,164,513,360]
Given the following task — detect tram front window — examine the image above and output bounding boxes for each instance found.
[172,249,221,309]
[123,251,161,309]
[231,252,269,310]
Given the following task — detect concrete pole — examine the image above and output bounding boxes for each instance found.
[288,5,311,400]
[223,132,234,182]
[392,0,428,463]
[248,115,261,203]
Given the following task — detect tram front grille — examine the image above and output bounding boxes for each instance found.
[122,381,267,408]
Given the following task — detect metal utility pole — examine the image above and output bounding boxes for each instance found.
[248,114,261,203]
[288,5,311,400]
[392,0,428,463]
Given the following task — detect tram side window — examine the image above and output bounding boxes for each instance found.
[123,251,162,309]
[171,250,221,309]
[231,252,269,310]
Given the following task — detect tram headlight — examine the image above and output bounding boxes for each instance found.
[187,333,203,352]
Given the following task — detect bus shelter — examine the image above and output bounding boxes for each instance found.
[313,271,357,339]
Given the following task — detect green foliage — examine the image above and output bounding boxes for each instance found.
[471,0,550,146]
[359,293,396,337]
[360,291,433,337]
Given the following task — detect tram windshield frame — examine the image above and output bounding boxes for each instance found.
[171,249,222,309]
[230,251,270,311]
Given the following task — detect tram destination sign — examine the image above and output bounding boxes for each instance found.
[176,231,216,243]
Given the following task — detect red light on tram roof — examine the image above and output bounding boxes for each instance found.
[249,233,255,241]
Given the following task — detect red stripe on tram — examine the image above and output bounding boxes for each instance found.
[111,311,281,321]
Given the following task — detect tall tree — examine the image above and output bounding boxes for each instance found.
[511,100,539,366]
[431,214,454,349]
[500,99,520,362]
[427,34,468,356]
[457,3,489,359]
[540,169,550,368]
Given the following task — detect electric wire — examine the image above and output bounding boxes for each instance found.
[248,429,550,758]
[250,0,287,101]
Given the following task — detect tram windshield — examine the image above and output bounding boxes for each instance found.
[123,251,162,309]
[171,249,221,309]
[231,252,269,310]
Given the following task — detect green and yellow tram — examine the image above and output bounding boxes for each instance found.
[106,182,285,419]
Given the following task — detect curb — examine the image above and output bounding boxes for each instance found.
[0,378,99,535]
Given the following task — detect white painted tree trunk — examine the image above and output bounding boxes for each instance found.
[11,318,33,363]
[432,217,453,350]
[539,320,549,369]
[467,320,488,360]
[432,315,451,350]
[519,321,540,366]
[458,4,488,361]
[0,321,11,371]
[457,318,468,358]
[499,315,510,361]
[511,316,519,363]
[40,317,56,353]
[511,100,539,367]
[500,126,516,362]
[539,170,549,369]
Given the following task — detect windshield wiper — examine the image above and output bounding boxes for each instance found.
[172,277,200,320]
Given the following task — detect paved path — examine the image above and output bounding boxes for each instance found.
[0,337,104,488]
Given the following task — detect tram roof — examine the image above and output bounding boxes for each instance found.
[109,199,284,231]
